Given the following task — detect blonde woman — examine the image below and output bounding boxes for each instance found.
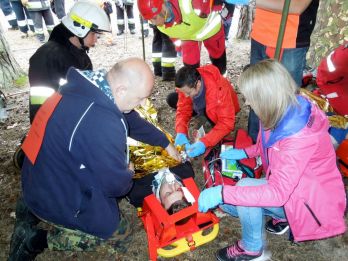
[198,60,346,261]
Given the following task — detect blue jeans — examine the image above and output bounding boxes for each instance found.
[220,178,286,252]
[223,17,232,40]
[248,39,309,142]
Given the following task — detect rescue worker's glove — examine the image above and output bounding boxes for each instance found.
[186,141,206,158]
[220,148,247,160]
[198,185,223,213]
[174,133,190,147]
[224,0,249,5]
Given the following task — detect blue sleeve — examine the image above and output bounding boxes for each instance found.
[125,110,170,148]
[71,109,133,198]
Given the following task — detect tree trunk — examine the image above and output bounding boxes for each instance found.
[307,0,348,68]
[236,1,255,40]
[0,25,23,90]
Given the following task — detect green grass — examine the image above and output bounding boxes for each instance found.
[13,74,28,88]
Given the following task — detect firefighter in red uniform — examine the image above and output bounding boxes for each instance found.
[137,0,227,75]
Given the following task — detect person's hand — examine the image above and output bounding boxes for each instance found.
[220,148,247,160]
[165,143,182,162]
[185,141,206,158]
[174,133,190,147]
[198,185,223,213]
[21,0,28,6]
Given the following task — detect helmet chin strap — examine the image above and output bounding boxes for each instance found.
[78,35,89,52]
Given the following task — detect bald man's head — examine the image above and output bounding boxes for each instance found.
[107,58,154,113]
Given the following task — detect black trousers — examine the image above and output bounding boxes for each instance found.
[116,4,134,31]
[152,26,176,80]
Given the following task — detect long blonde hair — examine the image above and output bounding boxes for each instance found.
[239,60,298,129]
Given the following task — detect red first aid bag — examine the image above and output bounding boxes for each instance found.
[202,129,263,189]
[316,43,348,116]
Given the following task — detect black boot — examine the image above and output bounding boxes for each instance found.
[166,92,178,109]
[162,67,176,81]
[14,199,40,226]
[183,62,200,70]
[210,50,227,75]
[13,146,25,170]
[8,223,43,261]
[8,199,45,261]
[153,61,162,77]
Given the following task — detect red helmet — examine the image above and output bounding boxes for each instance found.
[137,0,163,20]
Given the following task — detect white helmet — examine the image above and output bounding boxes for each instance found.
[62,0,111,38]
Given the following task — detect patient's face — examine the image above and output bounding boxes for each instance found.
[159,181,184,210]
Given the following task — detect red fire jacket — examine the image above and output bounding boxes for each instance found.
[175,64,240,147]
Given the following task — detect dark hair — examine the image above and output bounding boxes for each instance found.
[167,199,191,225]
[175,66,200,89]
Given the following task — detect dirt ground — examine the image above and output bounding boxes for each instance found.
[0,28,347,261]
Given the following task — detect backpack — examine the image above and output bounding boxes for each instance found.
[202,129,262,189]
[316,43,348,116]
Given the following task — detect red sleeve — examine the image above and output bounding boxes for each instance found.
[175,91,193,135]
[192,0,222,15]
[200,79,236,147]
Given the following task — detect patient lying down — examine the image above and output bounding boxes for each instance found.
[127,162,195,215]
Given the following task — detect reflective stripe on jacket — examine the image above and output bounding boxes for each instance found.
[26,0,50,11]
[158,0,221,41]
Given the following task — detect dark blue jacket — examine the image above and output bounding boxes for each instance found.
[22,68,169,239]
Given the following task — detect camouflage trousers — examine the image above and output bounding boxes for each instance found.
[46,212,134,255]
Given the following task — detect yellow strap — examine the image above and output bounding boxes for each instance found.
[70,13,92,29]
[157,224,219,258]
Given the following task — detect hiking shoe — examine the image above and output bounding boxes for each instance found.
[8,222,42,261]
[130,29,136,35]
[216,241,268,261]
[265,218,289,235]
[117,30,124,36]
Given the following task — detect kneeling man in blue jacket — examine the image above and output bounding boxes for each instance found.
[9,57,182,260]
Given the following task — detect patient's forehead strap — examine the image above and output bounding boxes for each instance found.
[181,186,196,203]
[165,172,176,183]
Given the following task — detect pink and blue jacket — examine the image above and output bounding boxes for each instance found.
[223,96,346,241]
